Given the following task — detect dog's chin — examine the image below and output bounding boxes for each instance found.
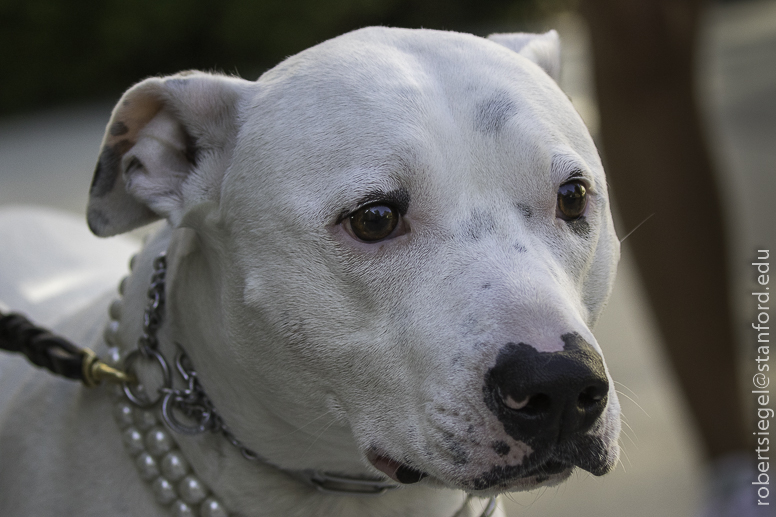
[461,461,576,496]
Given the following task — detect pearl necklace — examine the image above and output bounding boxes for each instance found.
[103,256,230,517]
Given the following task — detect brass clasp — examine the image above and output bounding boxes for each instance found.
[81,348,136,387]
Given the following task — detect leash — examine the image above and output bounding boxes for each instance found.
[0,310,132,387]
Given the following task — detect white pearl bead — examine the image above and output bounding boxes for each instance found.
[103,320,120,346]
[118,276,128,295]
[200,497,229,517]
[105,347,122,368]
[135,452,160,481]
[161,451,189,481]
[113,402,134,428]
[122,427,144,456]
[178,475,208,504]
[109,299,122,320]
[145,427,174,457]
[152,476,177,505]
[134,409,158,431]
[171,500,195,517]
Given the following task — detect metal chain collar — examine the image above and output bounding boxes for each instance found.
[121,253,264,463]
[118,251,498,515]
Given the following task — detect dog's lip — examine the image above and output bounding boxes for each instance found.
[366,451,428,484]
[519,458,572,478]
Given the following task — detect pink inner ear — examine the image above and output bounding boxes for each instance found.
[87,87,168,237]
[104,92,164,151]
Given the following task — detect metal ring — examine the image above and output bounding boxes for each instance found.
[174,344,193,381]
[122,348,172,408]
[161,392,211,435]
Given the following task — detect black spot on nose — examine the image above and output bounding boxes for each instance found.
[491,441,510,456]
[483,333,609,446]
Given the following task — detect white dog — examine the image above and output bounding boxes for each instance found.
[0,26,620,517]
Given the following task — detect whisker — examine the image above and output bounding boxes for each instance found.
[618,440,632,470]
[619,213,655,243]
[619,426,638,449]
[620,417,637,438]
[616,390,650,417]
[289,410,334,436]
[614,380,639,399]
[301,415,339,456]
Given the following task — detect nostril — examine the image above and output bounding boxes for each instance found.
[577,384,607,411]
[500,390,552,417]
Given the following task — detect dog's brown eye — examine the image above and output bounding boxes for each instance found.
[557,181,587,220]
[349,204,398,241]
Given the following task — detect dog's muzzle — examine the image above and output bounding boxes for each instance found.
[472,332,612,488]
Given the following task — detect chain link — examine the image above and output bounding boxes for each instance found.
[122,253,267,463]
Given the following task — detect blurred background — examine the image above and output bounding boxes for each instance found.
[1,0,775,515]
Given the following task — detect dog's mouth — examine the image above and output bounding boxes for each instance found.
[366,441,612,492]
[366,449,574,490]
[366,451,428,484]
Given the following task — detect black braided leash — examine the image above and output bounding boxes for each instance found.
[0,310,131,386]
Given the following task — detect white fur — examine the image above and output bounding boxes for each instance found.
[0,27,619,517]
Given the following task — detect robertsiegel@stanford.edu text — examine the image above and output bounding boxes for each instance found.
[753,249,771,507]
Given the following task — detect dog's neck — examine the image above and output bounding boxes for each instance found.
[111,227,496,517]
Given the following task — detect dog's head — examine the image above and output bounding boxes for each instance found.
[89,27,620,495]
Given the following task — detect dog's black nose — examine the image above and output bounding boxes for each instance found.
[484,333,609,445]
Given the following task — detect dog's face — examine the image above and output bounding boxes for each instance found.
[88,28,620,495]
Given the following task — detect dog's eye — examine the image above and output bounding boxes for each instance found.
[349,204,399,242]
[557,181,587,220]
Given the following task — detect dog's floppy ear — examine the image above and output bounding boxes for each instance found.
[487,30,561,82]
[87,71,252,237]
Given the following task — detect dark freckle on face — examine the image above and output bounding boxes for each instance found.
[481,282,491,290]
[514,243,527,253]
[475,92,517,134]
[463,209,496,240]
[491,441,510,456]
[567,217,591,238]
[517,204,533,218]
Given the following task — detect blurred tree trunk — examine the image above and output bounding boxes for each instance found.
[579,0,748,458]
